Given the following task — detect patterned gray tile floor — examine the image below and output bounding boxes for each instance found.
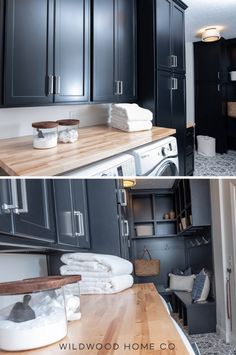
[194,150,236,176]
[173,314,236,355]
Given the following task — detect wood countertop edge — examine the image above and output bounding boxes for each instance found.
[0,125,176,176]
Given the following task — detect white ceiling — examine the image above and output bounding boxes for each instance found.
[131,179,175,190]
[184,0,236,42]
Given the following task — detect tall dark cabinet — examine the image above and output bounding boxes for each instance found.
[194,40,228,154]
[87,179,130,259]
[4,0,90,106]
[92,0,137,103]
[137,0,187,175]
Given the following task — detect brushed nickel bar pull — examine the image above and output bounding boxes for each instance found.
[48,75,54,95]
[55,76,61,95]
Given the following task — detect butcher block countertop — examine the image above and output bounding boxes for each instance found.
[0,125,176,176]
[0,284,190,355]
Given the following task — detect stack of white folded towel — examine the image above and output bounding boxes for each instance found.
[60,253,134,295]
[110,103,153,132]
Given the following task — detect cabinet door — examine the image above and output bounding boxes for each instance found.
[92,0,118,102]
[87,179,122,256]
[190,180,211,227]
[71,180,90,249]
[54,180,90,248]
[194,41,221,82]
[117,0,137,102]
[172,1,185,73]
[13,180,56,242]
[54,180,77,246]
[172,74,186,176]
[0,0,4,106]
[156,0,172,70]
[54,0,90,103]
[0,180,13,234]
[157,70,172,127]
[5,0,54,106]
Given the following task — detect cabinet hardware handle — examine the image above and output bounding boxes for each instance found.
[170,55,174,67]
[79,212,85,237]
[74,211,82,237]
[74,211,85,237]
[174,78,178,90]
[115,81,120,95]
[55,76,61,95]
[48,75,54,95]
[175,56,178,68]
[123,220,129,237]
[1,180,28,214]
[119,189,127,206]
[120,81,123,95]
[170,78,175,90]
[17,180,28,214]
[218,84,220,92]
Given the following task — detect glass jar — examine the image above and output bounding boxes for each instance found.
[25,276,82,322]
[62,275,81,322]
[0,278,67,351]
[32,121,58,149]
[57,119,80,144]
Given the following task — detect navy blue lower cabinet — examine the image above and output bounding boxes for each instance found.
[0,179,56,242]
[53,180,90,249]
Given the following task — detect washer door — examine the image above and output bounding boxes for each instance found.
[151,161,179,176]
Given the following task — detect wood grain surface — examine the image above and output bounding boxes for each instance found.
[0,284,190,355]
[0,125,176,176]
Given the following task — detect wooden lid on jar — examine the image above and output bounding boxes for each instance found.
[24,275,82,285]
[0,277,69,295]
[32,121,59,129]
[57,119,80,126]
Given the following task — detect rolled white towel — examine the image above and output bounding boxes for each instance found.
[61,253,133,276]
[110,119,152,132]
[111,103,153,121]
[79,275,134,294]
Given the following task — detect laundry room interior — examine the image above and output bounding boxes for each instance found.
[0,178,236,354]
[0,0,236,177]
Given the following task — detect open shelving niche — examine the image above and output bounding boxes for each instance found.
[130,190,178,240]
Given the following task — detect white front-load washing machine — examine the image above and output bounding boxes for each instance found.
[130,136,179,176]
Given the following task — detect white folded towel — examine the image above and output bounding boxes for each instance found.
[60,253,133,276]
[110,119,152,132]
[79,275,134,294]
[111,104,153,121]
[111,113,152,123]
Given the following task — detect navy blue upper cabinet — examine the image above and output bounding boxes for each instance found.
[172,1,186,73]
[0,180,56,242]
[5,0,54,106]
[156,0,186,73]
[156,0,172,71]
[4,0,90,106]
[53,180,90,249]
[54,0,90,103]
[87,179,130,259]
[92,0,137,103]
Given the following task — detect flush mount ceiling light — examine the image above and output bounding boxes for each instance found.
[123,179,136,188]
[202,27,221,43]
